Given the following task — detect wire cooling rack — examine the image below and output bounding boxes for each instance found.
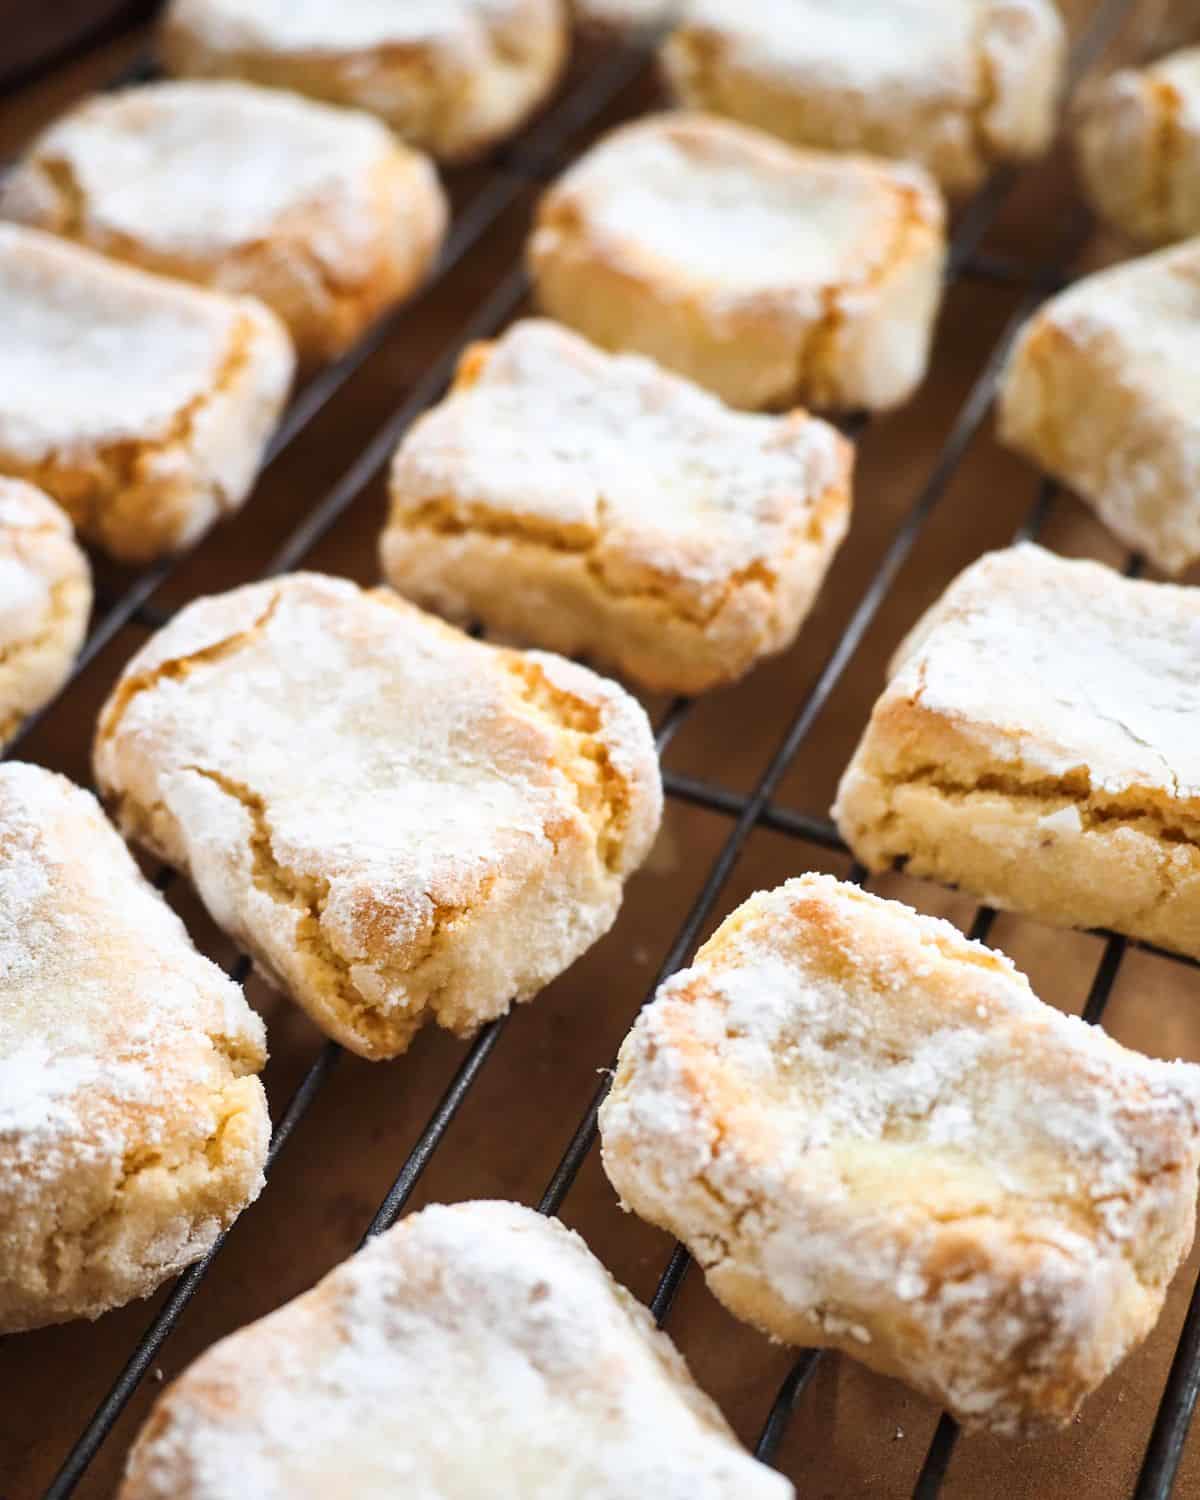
[4,2,1198,1496]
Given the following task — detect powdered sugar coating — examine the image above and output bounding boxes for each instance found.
[600,874,1200,1434]
[887,543,1200,798]
[663,0,1065,195]
[94,574,661,1059]
[834,545,1200,958]
[121,1201,790,1500]
[998,240,1200,573]
[384,320,852,692]
[0,479,91,745]
[0,225,294,562]
[161,0,567,163]
[529,112,946,412]
[0,82,448,364]
[0,763,268,1332]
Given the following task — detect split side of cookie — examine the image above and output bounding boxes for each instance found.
[94,573,663,1060]
[600,874,1200,1435]
[834,544,1200,958]
[0,224,294,564]
[383,319,853,694]
[1,80,448,366]
[0,763,269,1333]
[528,112,947,412]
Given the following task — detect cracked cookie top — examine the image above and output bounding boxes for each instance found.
[94,574,662,1058]
[0,480,88,654]
[531,112,942,317]
[0,80,437,276]
[387,319,851,620]
[163,0,553,53]
[599,873,1200,1433]
[0,223,283,464]
[880,543,1200,805]
[120,1201,792,1500]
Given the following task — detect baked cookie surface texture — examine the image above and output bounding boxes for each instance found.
[0,478,91,748]
[1,80,448,365]
[0,224,294,564]
[600,874,1200,1435]
[0,763,269,1333]
[1074,47,1200,246]
[120,1200,791,1500]
[95,573,662,1060]
[383,319,853,694]
[998,238,1200,574]
[662,0,1066,195]
[161,0,568,162]
[528,112,946,412]
[834,544,1200,957]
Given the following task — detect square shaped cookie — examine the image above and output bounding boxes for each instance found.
[119,1201,791,1500]
[998,240,1200,574]
[662,0,1066,196]
[382,320,853,694]
[834,544,1200,958]
[528,112,946,412]
[0,479,91,749]
[0,224,294,564]
[600,874,1200,1435]
[1,80,448,366]
[1073,46,1200,246]
[94,574,662,1061]
[161,0,568,163]
[0,763,269,1332]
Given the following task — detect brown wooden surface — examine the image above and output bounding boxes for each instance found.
[3,7,1200,1499]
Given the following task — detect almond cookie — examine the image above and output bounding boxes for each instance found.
[998,239,1200,574]
[662,0,1066,196]
[0,224,293,564]
[834,544,1200,958]
[1,81,448,366]
[120,1200,790,1499]
[94,574,662,1061]
[0,763,269,1333]
[528,112,946,412]
[382,320,853,694]
[1073,47,1200,247]
[161,0,568,164]
[600,874,1200,1436]
[0,479,91,748]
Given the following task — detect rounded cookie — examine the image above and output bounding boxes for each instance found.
[160,0,569,163]
[528,112,946,412]
[119,1201,791,1500]
[0,763,269,1333]
[0,479,91,748]
[1,80,448,365]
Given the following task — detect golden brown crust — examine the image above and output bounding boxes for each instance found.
[528,112,946,412]
[600,874,1200,1435]
[382,320,853,694]
[160,0,568,163]
[93,573,662,1060]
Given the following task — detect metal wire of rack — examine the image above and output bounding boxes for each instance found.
[3,1,1197,1496]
